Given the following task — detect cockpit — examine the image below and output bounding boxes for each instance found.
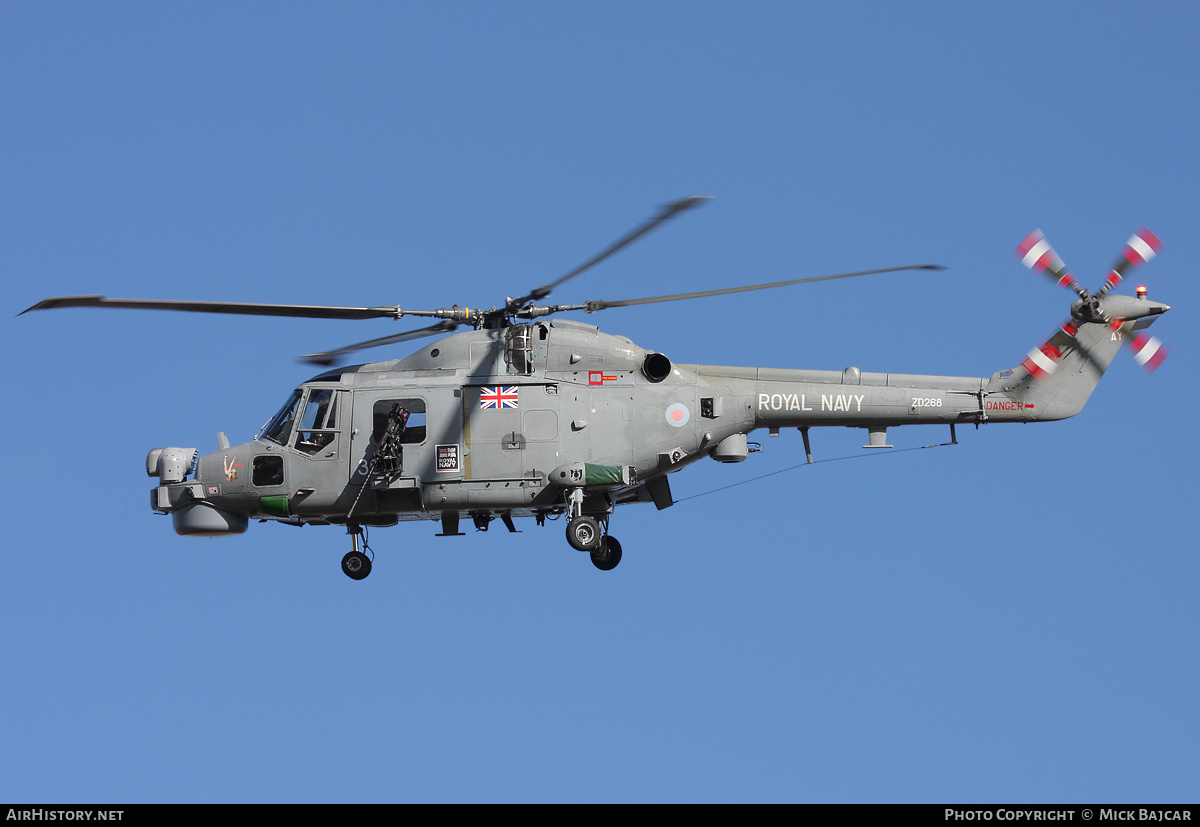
[258,387,340,455]
[259,389,302,445]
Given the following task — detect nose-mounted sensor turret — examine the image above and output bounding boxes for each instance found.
[146,447,198,484]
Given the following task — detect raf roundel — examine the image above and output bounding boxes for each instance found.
[665,402,690,427]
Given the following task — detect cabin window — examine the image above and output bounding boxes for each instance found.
[372,399,427,445]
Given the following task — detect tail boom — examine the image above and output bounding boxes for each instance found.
[694,293,1168,437]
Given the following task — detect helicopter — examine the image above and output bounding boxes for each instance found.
[23,197,1171,578]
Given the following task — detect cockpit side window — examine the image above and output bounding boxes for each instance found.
[300,389,336,430]
[294,388,339,455]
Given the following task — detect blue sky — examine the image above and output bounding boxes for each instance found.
[2,2,1198,803]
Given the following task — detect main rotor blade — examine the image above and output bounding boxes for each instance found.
[302,320,462,366]
[510,195,712,308]
[580,264,944,312]
[21,295,405,321]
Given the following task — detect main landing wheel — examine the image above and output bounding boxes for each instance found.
[591,535,622,571]
[566,515,602,552]
[342,550,372,580]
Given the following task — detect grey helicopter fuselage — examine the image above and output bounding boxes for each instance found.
[148,291,1168,539]
[27,198,1173,577]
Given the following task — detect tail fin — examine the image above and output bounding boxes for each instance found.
[985,298,1168,421]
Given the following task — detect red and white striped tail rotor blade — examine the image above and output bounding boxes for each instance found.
[1015,230,1084,296]
[1020,340,1064,382]
[1121,228,1163,267]
[1016,230,1061,274]
[1103,228,1162,293]
[1059,320,1079,338]
[1127,333,1168,373]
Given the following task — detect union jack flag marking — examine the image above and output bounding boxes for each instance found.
[480,386,519,410]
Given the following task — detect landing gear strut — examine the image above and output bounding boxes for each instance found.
[562,486,621,568]
[342,525,372,580]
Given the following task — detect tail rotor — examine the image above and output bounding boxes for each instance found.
[1014,228,1170,378]
[1097,229,1162,297]
[1016,230,1089,300]
[1127,331,1168,373]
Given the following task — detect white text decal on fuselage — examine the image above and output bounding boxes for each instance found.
[758,393,864,412]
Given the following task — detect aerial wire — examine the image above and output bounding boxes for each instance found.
[673,439,957,504]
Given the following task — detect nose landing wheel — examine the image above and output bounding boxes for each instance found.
[342,525,373,580]
[342,550,372,580]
